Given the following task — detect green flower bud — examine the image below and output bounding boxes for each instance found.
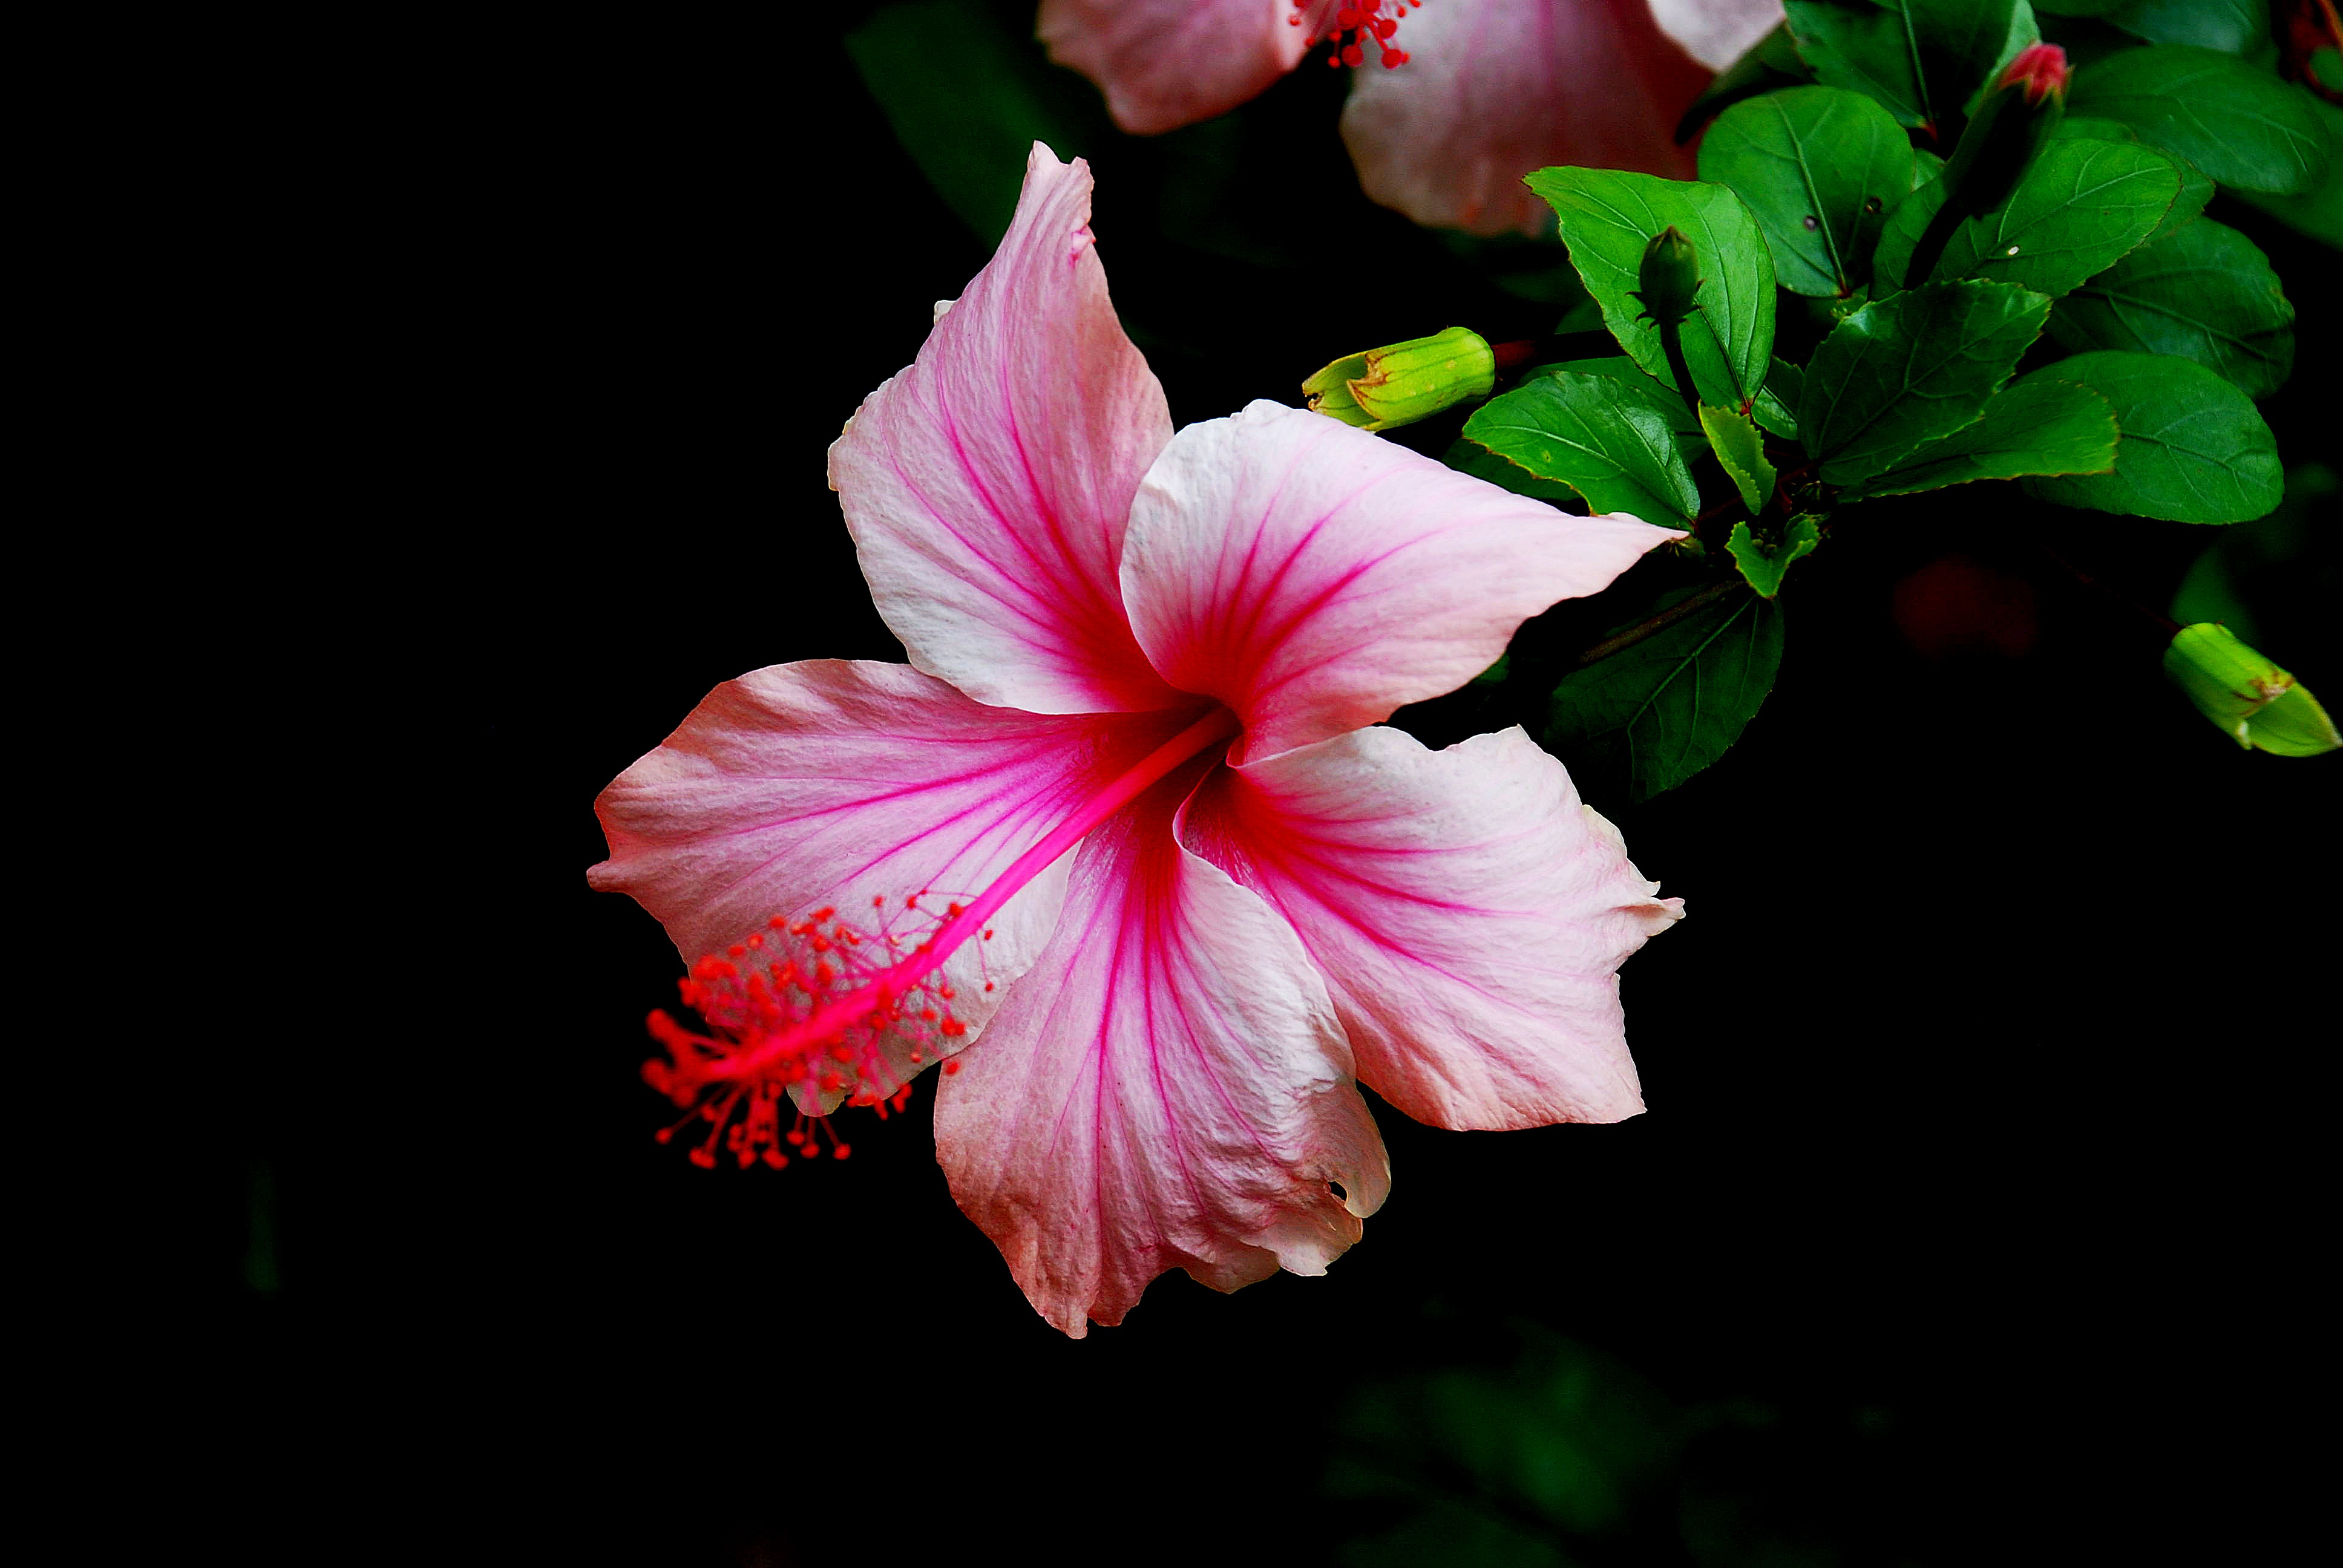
[1302,327,1496,431]
[2163,622,2340,756]
[1631,226,1703,328]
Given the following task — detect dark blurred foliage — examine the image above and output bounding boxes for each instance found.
[182,4,2336,1564]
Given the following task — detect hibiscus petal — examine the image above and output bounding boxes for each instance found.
[1183,725,1683,1130]
[1120,400,1676,760]
[932,765,1390,1338]
[589,660,1203,1091]
[1648,0,1785,73]
[1040,0,1332,136]
[828,145,1182,714]
[1339,0,1712,236]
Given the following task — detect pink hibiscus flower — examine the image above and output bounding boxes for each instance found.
[590,145,1685,1336]
[1040,0,1783,235]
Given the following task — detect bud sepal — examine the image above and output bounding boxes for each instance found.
[2163,622,2340,756]
[1303,327,1498,431]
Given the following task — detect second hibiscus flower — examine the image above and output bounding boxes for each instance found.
[1040,0,1785,234]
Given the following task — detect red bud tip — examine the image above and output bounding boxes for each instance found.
[1999,43,2068,105]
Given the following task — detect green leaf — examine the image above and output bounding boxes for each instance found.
[2104,0,2267,55]
[1440,439,1580,505]
[2066,45,2333,195]
[2022,350,2282,522]
[1525,169,1777,411]
[1798,278,2052,485]
[1696,86,1913,296]
[1547,586,1784,803]
[1840,373,2118,498]
[1873,135,2181,297]
[1782,0,2033,132]
[2053,117,2214,241]
[1464,372,1701,525]
[844,0,1102,243]
[2050,218,2295,397]
[1754,358,1803,439]
[1674,22,1818,142]
[2228,95,2343,248]
[1529,356,1699,432]
[1726,515,1823,597]
[1699,402,1777,510]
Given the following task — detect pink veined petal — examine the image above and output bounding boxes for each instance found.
[1119,400,1677,762]
[1648,0,1784,74]
[1039,0,1335,136]
[1339,0,1714,236]
[589,660,1205,1098]
[828,144,1183,715]
[932,762,1390,1338]
[1183,724,1683,1131]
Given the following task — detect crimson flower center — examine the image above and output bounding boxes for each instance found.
[643,704,1243,1169]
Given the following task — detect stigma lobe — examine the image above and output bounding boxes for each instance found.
[1293,0,1423,70]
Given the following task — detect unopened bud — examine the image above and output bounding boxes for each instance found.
[1943,43,2068,219]
[2163,622,2339,756]
[1302,326,1496,431]
[1631,226,1703,328]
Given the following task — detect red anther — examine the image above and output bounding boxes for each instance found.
[689,1146,717,1169]
[830,1042,856,1062]
[821,1071,844,1091]
[982,929,994,941]
[833,1145,851,1160]
[1343,43,1364,65]
[770,913,790,929]
[920,1008,939,1022]
[1374,17,1395,37]
[813,907,834,922]
[938,985,956,1000]
[1383,49,1404,65]
[943,1059,963,1076]
[1336,7,1358,27]
[984,981,996,992]
[872,895,885,907]
[762,1148,789,1169]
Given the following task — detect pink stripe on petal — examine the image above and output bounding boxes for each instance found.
[829,145,1182,715]
[1041,0,1334,136]
[1120,401,1677,761]
[1182,724,1682,1130]
[1340,0,1712,236]
[934,763,1389,1338]
[589,661,1205,1096]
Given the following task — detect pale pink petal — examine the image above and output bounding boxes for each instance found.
[1648,0,1785,73]
[589,660,1207,1094]
[1340,0,1712,236]
[1183,724,1682,1131]
[1119,400,1676,761]
[1040,0,1334,136]
[932,766,1390,1338]
[828,145,1182,714]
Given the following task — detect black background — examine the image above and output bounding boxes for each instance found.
[195,8,2334,1563]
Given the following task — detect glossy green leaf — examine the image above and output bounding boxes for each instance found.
[1526,169,1776,411]
[2105,0,2267,55]
[1547,585,1784,803]
[1727,515,1823,597]
[1697,86,1913,296]
[1754,357,1803,439]
[2066,45,2332,195]
[1783,0,2035,131]
[1530,356,1700,433]
[1874,135,2181,297]
[2022,350,2282,523]
[1699,402,1777,510]
[1798,278,2051,485]
[1840,373,2117,498]
[2050,218,2295,397]
[2053,117,2213,241]
[1464,373,1701,526]
[1440,439,1579,505]
[844,0,1103,243]
[2228,94,2343,248]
